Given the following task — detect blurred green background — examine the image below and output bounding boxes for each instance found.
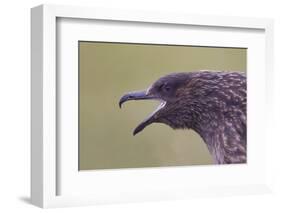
[79,41,246,170]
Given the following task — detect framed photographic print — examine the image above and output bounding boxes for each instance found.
[31,4,274,208]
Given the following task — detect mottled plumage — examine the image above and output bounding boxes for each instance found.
[119,71,247,164]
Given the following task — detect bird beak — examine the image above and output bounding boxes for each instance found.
[119,90,154,108]
[119,90,165,135]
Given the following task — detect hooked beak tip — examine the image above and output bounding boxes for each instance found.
[118,94,130,109]
[119,90,148,109]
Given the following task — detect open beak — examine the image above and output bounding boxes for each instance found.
[119,90,166,135]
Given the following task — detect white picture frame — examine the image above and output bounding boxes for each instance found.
[31,4,274,208]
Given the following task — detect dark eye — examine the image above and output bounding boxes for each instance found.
[161,84,171,93]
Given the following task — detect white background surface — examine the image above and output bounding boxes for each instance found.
[0,0,280,212]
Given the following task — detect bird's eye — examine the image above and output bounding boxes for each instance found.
[161,84,171,93]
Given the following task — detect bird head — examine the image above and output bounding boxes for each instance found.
[119,72,210,135]
[119,71,246,136]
